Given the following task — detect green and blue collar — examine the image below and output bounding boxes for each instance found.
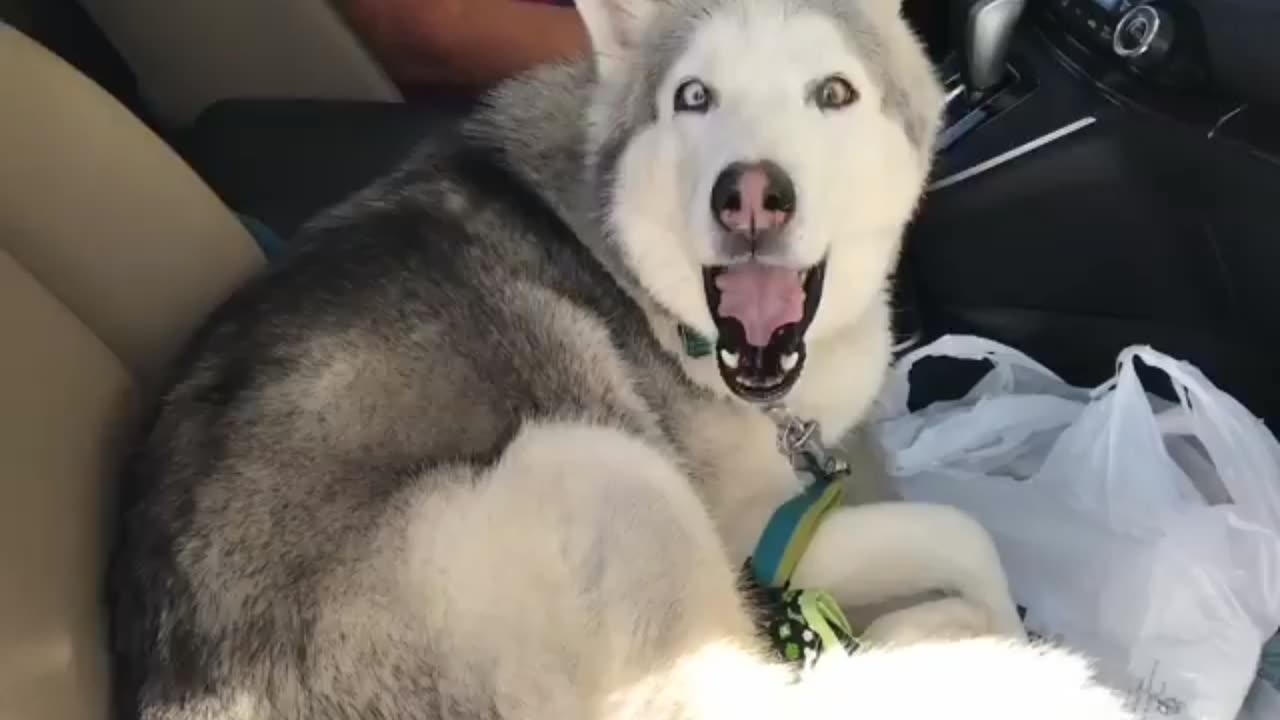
[744,413,861,669]
[676,320,858,667]
[678,323,714,359]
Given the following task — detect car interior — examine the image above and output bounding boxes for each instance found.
[1,0,1277,718]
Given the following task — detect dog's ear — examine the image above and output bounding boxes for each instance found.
[576,0,665,79]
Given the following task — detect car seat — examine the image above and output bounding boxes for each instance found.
[0,25,266,720]
[76,0,402,128]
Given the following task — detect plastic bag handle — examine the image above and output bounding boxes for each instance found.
[1119,346,1280,533]
[878,335,1065,418]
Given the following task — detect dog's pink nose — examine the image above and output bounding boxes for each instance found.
[711,160,796,237]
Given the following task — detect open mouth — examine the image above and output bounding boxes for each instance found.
[703,258,827,404]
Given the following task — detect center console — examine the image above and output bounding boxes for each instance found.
[930,0,1278,190]
[1047,0,1206,88]
[1032,0,1278,164]
[898,0,1280,430]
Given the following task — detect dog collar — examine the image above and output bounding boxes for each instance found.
[744,408,860,668]
[750,471,844,588]
[743,474,859,669]
[678,323,714,359]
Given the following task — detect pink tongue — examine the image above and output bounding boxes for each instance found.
[715,264,805,347]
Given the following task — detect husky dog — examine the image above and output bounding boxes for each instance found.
[109,0,1134,718]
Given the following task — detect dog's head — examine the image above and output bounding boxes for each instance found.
[581,0,944,403]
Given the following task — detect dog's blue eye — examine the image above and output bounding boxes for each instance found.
[674,78,713,113]
[814,75,859,110]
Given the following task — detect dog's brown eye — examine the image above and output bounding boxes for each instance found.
[814,75,858,110]
[675,78,714,113]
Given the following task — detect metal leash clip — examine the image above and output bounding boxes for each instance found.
[766,405,851,486]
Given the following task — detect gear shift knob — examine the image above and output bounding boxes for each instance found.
[951,0,1026,98]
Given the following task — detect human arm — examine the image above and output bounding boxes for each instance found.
[340,0,590,92]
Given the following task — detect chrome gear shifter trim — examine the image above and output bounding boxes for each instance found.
[953,0,1028,98]
[928,117,1097,192]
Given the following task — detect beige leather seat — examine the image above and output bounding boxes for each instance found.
[77,0,402,128]
[0,26,265,719]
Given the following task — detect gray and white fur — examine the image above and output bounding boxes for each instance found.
[108,0,1136,718]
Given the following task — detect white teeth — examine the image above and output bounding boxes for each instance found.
[781,352,799,371]
[719,349,739,369]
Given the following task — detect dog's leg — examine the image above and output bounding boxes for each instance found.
[789,501,1026,638]
[679,403,1023,637]
[859,596,997,645]
[395,420,803,720]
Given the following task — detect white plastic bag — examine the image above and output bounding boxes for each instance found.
[871,335,1280,720]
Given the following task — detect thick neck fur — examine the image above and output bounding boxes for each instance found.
[465,63,602,263]
[463,62,677,327]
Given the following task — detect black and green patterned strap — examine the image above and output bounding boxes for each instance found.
[742,469,861,669]
[743,569,861,668]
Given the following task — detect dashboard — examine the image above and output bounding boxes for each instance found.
[1039,0,1280,106]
